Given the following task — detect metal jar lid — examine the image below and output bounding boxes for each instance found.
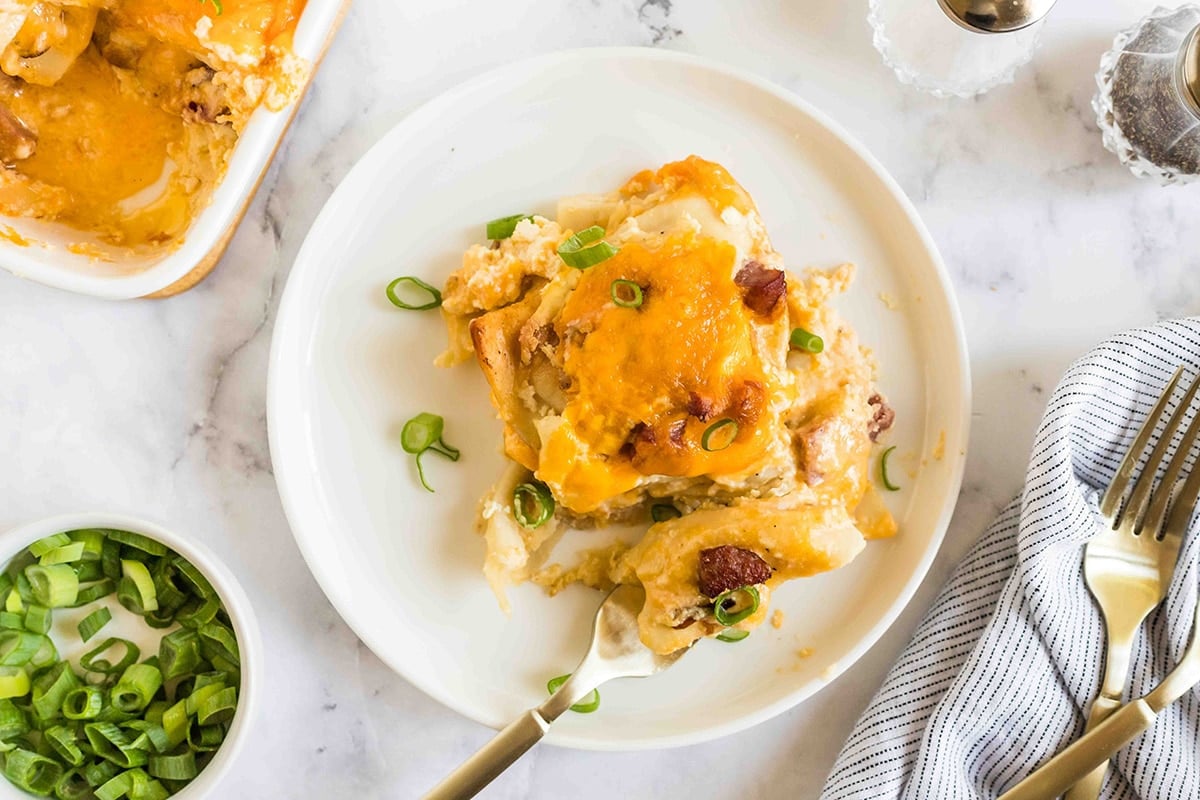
[1183,24,1200,118]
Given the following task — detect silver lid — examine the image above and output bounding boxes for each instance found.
[1184,25,1200,118]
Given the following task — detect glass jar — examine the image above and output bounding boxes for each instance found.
[868,0,1044,97]
[1094,6,1200,185]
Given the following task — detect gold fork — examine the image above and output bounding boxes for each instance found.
[1065,366,1200,799]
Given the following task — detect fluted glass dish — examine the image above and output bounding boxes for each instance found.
[1094,5,1200,185]
[868,0,1045,97]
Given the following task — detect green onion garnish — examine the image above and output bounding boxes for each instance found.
[610,279,644,308]
[485,214,532,240]
[880,445,901,491]
[715,628,749,643]
[546,674,600,714]
[713,585,761,627]
[400,412,461,492]
[650,504,681,523]
[701,418,738,452]
[512,481,555,529]
[77,607,111,642]
[557,226,619,269]
[790,327,824,354]
[0,529,241,798]
[386,276,443,311]
[199,0,223,16]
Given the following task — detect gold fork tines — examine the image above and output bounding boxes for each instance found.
[1065,366,1199,800]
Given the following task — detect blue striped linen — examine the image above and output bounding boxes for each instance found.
[822,319,1200,800]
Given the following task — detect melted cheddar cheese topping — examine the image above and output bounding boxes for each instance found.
[538,231,777,511]
[0,0,307,250]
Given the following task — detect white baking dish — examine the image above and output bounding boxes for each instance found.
[0,0,350,300]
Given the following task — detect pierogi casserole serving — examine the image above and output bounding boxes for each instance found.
[0,0,307,250]
[436,156,897,655]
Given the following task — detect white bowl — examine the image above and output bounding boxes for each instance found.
[0,0,350,300]
[0,512,262,799]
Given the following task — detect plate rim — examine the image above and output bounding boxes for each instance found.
[268,45,972,751]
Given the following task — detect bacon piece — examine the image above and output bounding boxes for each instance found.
[733,260,786,315]
[697,545,773,598]
[687,392,716,421]
[868,393,895,442]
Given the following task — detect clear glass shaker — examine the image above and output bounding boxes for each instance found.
[868,0,1045,97]
[1094,5,1200,185]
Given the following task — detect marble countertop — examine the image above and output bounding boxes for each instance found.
[3,0,1199,797]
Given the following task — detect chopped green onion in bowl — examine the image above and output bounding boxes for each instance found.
[0,527,244,799]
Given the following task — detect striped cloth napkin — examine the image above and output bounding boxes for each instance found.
[821,319,1200,800]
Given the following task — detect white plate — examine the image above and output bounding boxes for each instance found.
[268,48,970,750]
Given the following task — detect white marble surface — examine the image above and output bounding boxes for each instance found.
[2,0,1199,797]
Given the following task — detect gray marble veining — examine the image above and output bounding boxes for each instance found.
[2,0,1199,797]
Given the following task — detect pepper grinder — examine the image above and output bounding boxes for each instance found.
[1095,5,1200,184]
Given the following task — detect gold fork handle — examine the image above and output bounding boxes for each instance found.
[999,699,1157,800]
[1063,695,1123,800]
[423,711,549,800]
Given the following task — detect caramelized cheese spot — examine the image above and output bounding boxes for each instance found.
[536,231,776,512]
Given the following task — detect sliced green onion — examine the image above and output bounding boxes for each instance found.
[385,276,442,311]
[485,214,532,240]
[789,327,824,354]
[0,699,27,740]
[68,530,107,560]
[72,580,115,608]
[150,564,188,612]
[23,604,50,635]
[39,544,85,566]
[29,635,57,669]
[62,687,104,720]
[55,768,91,800]
[4,747,63,795]
[100,540,122,581]
[0,613,20,630]
[84,723,147,769]
[545,673,600,713]
[0,630,44,666]
[110,665,162,714]
[45,726,84,767]
[400,412,460,492]
[158,630,200,682]
[83,760,119,788]
[880,445,901,491]
[169,557,214,601]
[512,482,554,529]
[25,565,78,608]
[78,608,112,643]
[610,279,644,308]
[557,226,619,269]
[712,585,761,627]
[175,597,220,630]
[121,721,169,755]
[93,769,132,800]
[104,531,167,557]
[186,722,224,753]
[197,623,239,668]
[29,535,71,559]
[147,750,196,781]
[195,686,236,726]
[73,561,104,583]
[81,639,140,676]
[650,504,681,523]
[32,663,81,721]
[5,588,22,614]
[159,702,187,750]
[716,628,750,642]
[118,561,157,615]
[701,418,739,452]
[0,667,29,699]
